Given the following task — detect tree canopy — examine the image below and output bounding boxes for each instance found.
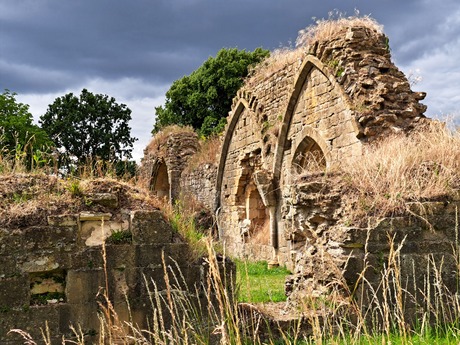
[153,47,269,137]
[40,89,137,168]
[0,89,52,154]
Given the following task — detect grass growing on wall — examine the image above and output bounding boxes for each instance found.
[236,260,291,303]
[342,122,460,223]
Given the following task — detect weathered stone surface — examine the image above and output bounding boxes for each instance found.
[22,255,60,272]
[23,225,76,251]
[47,214,79,226]
[66,269,105,304]
[284,182,460,318]
[0,304,71,344]
[0,202,230,344]
[181,163,218,210]
[131,210,173,244]
[140,130,199,203]
[0,275,29,309]
[79,212,112,221]
[85,192,119,208]
[80,219,129,246]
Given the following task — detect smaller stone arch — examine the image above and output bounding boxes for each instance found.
[151,159,170,200]
[292,138,326,175]
[240,182,270,245]
[291,126,331,176]
[215,91,264,211]
[140,127,199,204]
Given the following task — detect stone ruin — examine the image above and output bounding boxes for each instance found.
[1,20,458,343]
[141,23,460,318]
[141,128,199,203]
[0,176,230,344]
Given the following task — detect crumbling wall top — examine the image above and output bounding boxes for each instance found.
[238,20,427,143]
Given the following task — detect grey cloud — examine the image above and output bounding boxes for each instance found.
[0,60,79,92]
[3,0,460,157]
[2,1,424,92]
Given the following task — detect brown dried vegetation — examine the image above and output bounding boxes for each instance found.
[246,11,383,86]
[342,123,460,222]
[145,125,195,157]
[182,135,222,175]
[0,174,160,228]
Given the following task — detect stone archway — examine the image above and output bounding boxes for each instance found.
[152,160,170,199]
[289,126,332,182]
[292,137,326,175]
[273,55,360,181]
[238,181,270,245]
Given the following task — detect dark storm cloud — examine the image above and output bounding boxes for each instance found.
[1,0,460,159]
[1,0,434,93]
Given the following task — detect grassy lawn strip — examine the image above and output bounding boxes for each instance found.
[235,259,291,303]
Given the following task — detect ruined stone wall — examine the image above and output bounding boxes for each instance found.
[285,180,460,322]
[0,178,218,344]
[180,163,218,210]
[139,22,439,321]
[216,24,428,267]
[218,104,276,261]
[315,27,427,138]
[140,129,199,203]
[232,63,299,168]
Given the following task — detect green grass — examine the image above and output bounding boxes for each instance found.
[235,259,291,303]
[320,330,460,345]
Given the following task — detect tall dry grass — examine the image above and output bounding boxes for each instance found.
[246,11,383,86]
[145,125,196,157]
[296,9,383,48]
[182,135,222,175]
[11,231,460,344]
[343,123,460,221]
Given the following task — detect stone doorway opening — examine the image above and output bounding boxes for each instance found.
[152,160,170,199]
[237,163,270,245]
[244,185,270,245]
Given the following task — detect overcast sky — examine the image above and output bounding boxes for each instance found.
[1,0,460,161]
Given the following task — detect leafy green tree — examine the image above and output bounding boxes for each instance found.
[154,47,269,137]
[40,89,137,169]
[0,89,52,155]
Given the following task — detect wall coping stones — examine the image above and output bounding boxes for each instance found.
[79,212,112,221]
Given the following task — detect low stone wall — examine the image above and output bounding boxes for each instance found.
[345,200,460,319]
[0,205,214,344]
[285,180,460,323]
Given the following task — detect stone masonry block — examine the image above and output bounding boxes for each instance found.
[23,225,76,251]
[80,219,129,247]
[131,210,173,244]
[0,274,29,309]
[85,193,119,208]
[0,304,70,344]
[70,247,104,270]
[135,244,164,267]
[47,214,79,226]
[66,302,100,335]
[21,255,60,273]
[105,244,136,269]
[135,243,192,268]
[66,269,105,304]
[0,228,24,256]
[0,255,19,278]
